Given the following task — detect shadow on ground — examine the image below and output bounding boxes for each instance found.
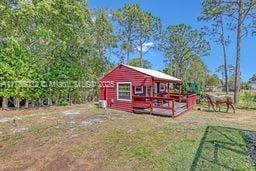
[190,125,256,171]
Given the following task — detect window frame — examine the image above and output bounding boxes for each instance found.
[159,83,166,92]
[135,86,143,94]
[117,82,132,101]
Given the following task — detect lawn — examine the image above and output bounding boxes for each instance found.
[0,104,255,170]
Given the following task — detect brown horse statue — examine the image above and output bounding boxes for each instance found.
[203,93,236,113]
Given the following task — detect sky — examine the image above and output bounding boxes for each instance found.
[88,0,256,81]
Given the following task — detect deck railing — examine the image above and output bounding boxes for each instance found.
[132,95,176,117]
[132,94,197,117]
[186,94,197,109]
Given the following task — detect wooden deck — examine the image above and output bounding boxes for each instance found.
[132,94,196,117]
[133,102,189,117]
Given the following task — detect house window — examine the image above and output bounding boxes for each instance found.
[160,83,165,92]
[135,86,143,94]
[117,82,131,101]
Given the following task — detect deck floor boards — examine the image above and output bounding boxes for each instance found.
[133,102,189,117]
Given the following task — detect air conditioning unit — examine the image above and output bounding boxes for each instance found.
[99,100,107,108]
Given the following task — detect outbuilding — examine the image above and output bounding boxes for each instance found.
[99,64,196,117]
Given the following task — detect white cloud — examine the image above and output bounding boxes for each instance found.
[108,13,113,18]
[136,42,154,52]
[92,16,96,22]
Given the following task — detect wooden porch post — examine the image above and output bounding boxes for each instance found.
[172,99,175,117]
[167,82,170,97]
[150,78,154,114]
[168,82,170,108]
[179,83,182,102]
[157,82,160,96]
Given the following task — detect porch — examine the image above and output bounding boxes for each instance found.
[132,94,197,117]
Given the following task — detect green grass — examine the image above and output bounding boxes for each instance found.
[191,126,255,171]
[101,125,201,170]
[100,123,255,170]
[0,104,255,170]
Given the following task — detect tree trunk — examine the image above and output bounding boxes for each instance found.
[68,94,72,106]
[234,0,243,105]
[2,97,8,110]
[25,100,29,109]
[47,98,52,106]
[31,100,35,108]
[14,97,20,110]
[140,42,143,67]
[220,20,228,94]
[126,51,130,64]
[39,99,44,107]
[126,30,132,64]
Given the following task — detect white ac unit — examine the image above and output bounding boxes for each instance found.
[99,100,107,108]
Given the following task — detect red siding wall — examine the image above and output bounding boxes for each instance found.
[99,65,152,112]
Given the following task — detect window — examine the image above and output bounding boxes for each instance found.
[160,83,165,92]
[135,86,143,94]
[117,82,131,101]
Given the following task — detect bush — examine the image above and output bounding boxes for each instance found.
[57,98,68,106]
[253,93,256,103]
[241,92,253,105]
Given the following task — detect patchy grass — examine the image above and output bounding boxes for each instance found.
[0,103,255,170]
[191,126,255,171]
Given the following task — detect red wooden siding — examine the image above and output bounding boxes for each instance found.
[99,65,152,112]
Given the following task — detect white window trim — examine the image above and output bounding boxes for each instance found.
[135,86,143,94]
[117,82,132,101]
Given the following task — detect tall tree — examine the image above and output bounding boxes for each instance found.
[249,74,256,83]
[113,4,161,66]
[160,24,210,80]
[206,74,222,87]
[0,0,104,109]
[128,57,152,69]
[199,13,230,94]
[201,0,256,104]
[134,11,161,67]
[113,4,141,63]
[216,64,235,88]
[93,9,116,68]
[184,56,209,87]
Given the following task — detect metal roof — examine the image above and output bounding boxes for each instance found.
[122,64,181,82]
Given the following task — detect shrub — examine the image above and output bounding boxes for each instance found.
[242,92,250,105]
[57,98,68,106]
[253,93,256,103]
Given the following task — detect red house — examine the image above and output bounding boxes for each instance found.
[99,64,196,117]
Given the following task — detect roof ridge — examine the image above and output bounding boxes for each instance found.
[122,64,181,82]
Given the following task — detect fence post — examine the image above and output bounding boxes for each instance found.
[172,99,175,117]
[150,97,153,114]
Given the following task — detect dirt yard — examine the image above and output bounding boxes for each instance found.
[0,104,255,170]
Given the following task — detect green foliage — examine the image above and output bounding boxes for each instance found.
[200,0,256,104]
[240,92,256,109]
[206,74,221,86]
[160,24,210,82]
[243,82,252,90]
[93,9,116,62]
[0,0,112,107]
[57,98,68,106]
[113,4,140,63]
[182,82,204,95]
[241,92,253,105]
[128,57,152,69]
[249,74,256,83]
[113,4,161,64]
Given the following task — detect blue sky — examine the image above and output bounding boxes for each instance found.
[88,0,256,81]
